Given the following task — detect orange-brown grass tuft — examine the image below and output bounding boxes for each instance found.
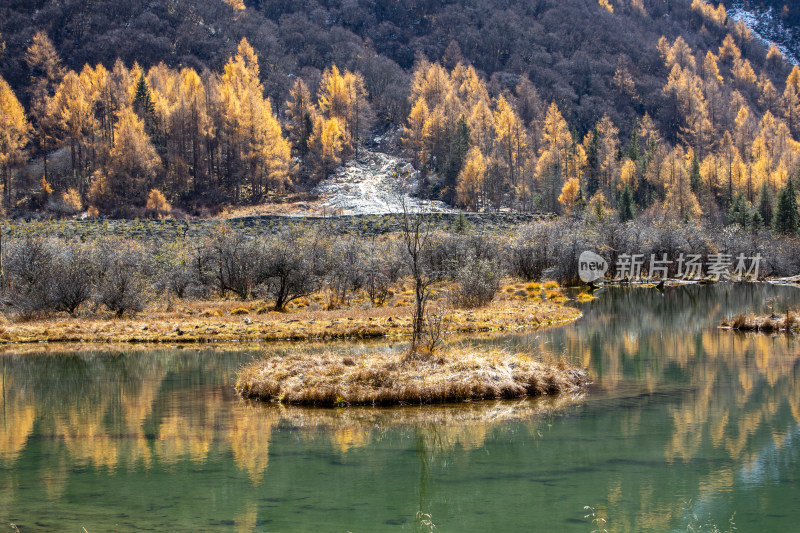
[236,348,587,406]
[731,314,751,330]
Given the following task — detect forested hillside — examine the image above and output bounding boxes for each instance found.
[2,0,800,230]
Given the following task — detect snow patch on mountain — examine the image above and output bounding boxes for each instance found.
[312,151,454,215]
[728,4,799,65]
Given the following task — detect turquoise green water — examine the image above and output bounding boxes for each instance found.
[2,284,800,532]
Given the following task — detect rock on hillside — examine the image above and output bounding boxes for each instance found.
[312,151,454,215]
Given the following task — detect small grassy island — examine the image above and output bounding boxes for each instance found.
[236,348,587,406]
[721,311,797,334]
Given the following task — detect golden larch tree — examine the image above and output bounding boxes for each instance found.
[308,115,346,181]
[176,67,213,196]
[317,65,371,156]
[702,51,723,85]
[663,146,702,220]
[0,75,31,206]
[218,38,291,200]
[783,66,800,135]
[536,102,571,212]
[99,107,161,209]
[49,69,99,191]
[456,147,487,211]
[558,177,581,214]
[410,59,452,110]
[493,95,527,193]
[402,97,431,168]
[766,44,783,65]
[719,34,742,64]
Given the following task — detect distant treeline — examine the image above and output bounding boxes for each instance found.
[3,215,798,318]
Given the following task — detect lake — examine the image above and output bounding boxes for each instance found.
[2,283,799,531]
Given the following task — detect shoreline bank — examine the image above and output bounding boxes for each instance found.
[0,297,581,345]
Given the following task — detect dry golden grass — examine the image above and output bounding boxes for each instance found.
[236,347,587,406]
[724,312,798,333]
[575,292,596,302]
[0,283,581,345]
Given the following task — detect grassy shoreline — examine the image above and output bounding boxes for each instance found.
[0,289,582,345]
[236,347,588,406]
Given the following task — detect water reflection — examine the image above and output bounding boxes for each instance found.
[0,284,799,531]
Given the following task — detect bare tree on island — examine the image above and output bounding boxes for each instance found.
[398,196,437,354]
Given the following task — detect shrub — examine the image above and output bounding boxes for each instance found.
[94,240,149,317]
[48,244,95,314]
[260,228,322,310]
[507,223,550,281]
[199,228,266,300]
[3,236,57,316]
[325,236,365,306]
[452,256,501,308]
[152,241,197,299]
[364,240,403,306]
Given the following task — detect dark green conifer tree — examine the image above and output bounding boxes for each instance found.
[133,73,160,147]
[618,184,635,222]
[773,176,798,235]
[728,191,749,227]
[689,154,701,195]
[756,180,773,228]
[446,115,470,189]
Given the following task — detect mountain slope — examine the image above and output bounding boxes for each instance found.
[0,0,786,139]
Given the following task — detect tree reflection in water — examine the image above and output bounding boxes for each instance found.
[0,284,799,531]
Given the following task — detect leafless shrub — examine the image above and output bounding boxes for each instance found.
[421,304,451,353]
[507,223,551,281]
[452,256,501,308]
[3,236,58,317]
[48,243,95,314]
[759,318,776,332]
[94,240,149,317]
[200,228,265,300]
[260,228,323,311]
[364,239,403,306]
[325,236,366,306]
